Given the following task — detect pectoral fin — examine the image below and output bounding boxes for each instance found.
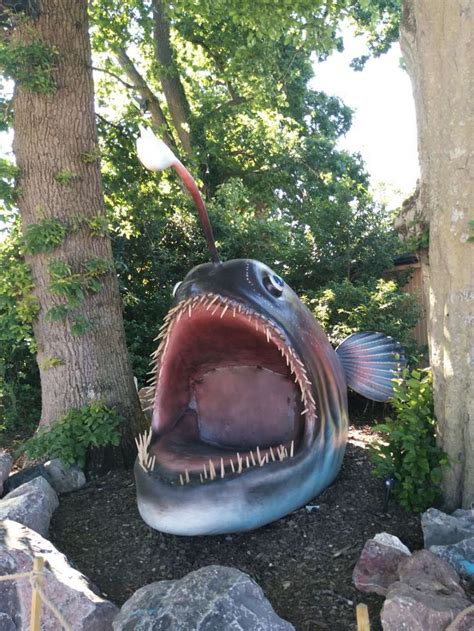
[335,332,405,402]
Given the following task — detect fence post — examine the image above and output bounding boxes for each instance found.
[31,556,44,631]
[356,603,370,631]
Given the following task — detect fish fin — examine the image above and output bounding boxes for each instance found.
[335,332,405,402]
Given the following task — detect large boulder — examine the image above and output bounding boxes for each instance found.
[352,532,411,596]
[422,508,474,548]
[381,550,471,631]
[43,458,86,494]
[430,536,474,581]
[113,565,294,630]
[0,451,12,496]
[0,519,118,630]
[0,476,58,536]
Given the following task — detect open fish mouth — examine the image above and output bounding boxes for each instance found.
[137,293,317,485]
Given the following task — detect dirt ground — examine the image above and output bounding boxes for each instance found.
[49,423,423,630]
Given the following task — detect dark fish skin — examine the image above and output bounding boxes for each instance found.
[135,258,349,535]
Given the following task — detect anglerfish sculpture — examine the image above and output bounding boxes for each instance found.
[133,127,405,536]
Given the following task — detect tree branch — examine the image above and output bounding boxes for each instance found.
[90,65,136,91]
[151,0,194,158]
[115,48,177,151]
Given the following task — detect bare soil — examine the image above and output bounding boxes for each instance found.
[49,423,423,630]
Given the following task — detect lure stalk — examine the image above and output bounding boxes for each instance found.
[136,126,220,264]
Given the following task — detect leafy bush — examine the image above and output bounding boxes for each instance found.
[306,278,421,362]
[369,368,449,513]
[19,403,122,467]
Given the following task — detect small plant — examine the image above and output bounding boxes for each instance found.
[80,148,101,164]
[369,368,449,512]
[20,402,122,467]
[23,218,66,254]
[0,39,58,94]
[39,356,63,370]
[54,169,78,185]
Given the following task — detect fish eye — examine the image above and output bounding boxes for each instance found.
[264,273,284,297]
[172,281,182,297]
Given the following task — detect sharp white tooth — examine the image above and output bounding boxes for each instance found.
[301,408,309,415]
[232,308,236,317]
[151,455,156,469]
[256,446,261,461]
[237,453,242,473]
[230,459,235,473]
[179,474,184,485]
[203,464,208,480]
[284,447,288,458]
[177,310,183,322]
[200,473,204,483]
[290,441,294,457]
[209,460,216,480]
[220,457,225,478]
[266,328,270,342]
[220,305,229,318]
[206,296,219,310]
[250,451,256,466]
[188,305,192,318]
[185,469,190,483]
[269,447,276,462]
[246,456,250,468]
[211,304,221,316]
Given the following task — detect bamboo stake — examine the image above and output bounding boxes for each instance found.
[30,556,44,631]
[356,603,370,631]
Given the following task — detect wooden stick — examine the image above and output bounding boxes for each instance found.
[356,603,370,631]
[30,556,45,631]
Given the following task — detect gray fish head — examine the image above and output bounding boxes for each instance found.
[135,258,349,535]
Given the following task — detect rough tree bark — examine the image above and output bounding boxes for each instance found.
[12,0,145,464]
[400,1,474,508]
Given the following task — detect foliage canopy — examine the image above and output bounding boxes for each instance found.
[0,0,417,436]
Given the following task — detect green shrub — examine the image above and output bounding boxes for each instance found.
[19,402,122,467]
[306,278,421,363]
[369,368,449,513]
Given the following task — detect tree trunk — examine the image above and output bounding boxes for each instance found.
[12,0,145,465]
[400,1,474,508]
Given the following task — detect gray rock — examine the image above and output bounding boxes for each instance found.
[430,536,474,581]
[422,507,474,548]
[381,581,471,631]
[0,476,59,536]
[43,458,86,493]
[113,565,294,631]
[352,533,411,596]
[446,605,474,630]
[0,612,16,631]
[2,463,52,495]
[451,508,474,528]
[0,519,118,630]
[0,451,12,496]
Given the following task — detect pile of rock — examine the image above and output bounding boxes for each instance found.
[0,449,293,630]
[353,507,474,630]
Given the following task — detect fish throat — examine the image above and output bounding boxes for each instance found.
[142,293,317,484]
